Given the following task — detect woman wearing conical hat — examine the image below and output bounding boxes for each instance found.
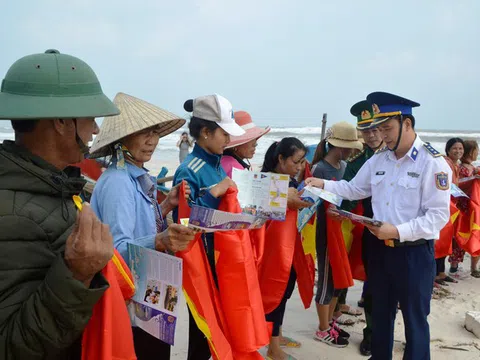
[221,110,270,177]
[89,92,196,360]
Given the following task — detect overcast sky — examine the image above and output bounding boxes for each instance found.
[1,0,478,130]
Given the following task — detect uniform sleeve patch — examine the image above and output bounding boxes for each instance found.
[435,172,449,190]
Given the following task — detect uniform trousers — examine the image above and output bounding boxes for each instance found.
[361,228,376,345]
[369,239,435,360]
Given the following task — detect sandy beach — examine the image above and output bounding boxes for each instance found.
[169,255,480,360]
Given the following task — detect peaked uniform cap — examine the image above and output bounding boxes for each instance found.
[224,111,270,149]
[0,49,119,119]
[89,92,185,158]
[366,91,420,127]
[350,100,377,130]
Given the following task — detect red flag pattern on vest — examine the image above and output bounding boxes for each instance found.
[435,200,460,259]
[214,187,270,359]
[257,208,314,314]
[82,249,137,360]
[325,203,354,289]
[456,179,480,256]
[342,202,366,281]
[177,183,234,360]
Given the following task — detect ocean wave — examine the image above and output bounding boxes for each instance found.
[417,131,480,139]
[2,124,478,138]
[2,125,479,163]
[268,127,323,135]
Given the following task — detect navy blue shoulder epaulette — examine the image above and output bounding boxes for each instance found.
[423,142,441,157]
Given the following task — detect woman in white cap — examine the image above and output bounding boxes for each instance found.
[311,121,363,349]
[172,94,245,360]
[89,92,196,360]
[221,110,270,177]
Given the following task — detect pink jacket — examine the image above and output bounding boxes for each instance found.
[221,155,246,178]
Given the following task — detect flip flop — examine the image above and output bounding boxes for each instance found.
[280,336,302,348]
[334,313,357,326]
[435,278,447,286]
[443,276,458,283]
[471,270,480,278]
[340,306,362,316]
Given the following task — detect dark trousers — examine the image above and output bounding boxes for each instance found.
[336,288,348,308]
[361,229,375,345]
[369,239,435,360]
[132,326,171,360]
[436,257,446,275]
[187,308,211,360]
[266,268,297,336]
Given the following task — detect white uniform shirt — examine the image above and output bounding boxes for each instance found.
[324,136,452,242]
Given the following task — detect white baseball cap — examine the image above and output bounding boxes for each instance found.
[185,94,245,136]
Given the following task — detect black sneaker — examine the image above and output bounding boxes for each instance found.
[314,327,349,348]
[330,320,350,339]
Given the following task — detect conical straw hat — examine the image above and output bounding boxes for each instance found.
[89,92,186,158]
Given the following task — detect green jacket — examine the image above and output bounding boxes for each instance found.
[0,141,108,360]
[341,146,376,215]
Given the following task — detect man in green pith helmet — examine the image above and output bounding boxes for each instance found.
[0,49,119,359]
[344,101,385,183]
[333,100,384,357]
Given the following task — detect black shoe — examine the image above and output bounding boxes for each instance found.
[330,321,350,339]
[360,339,372,357]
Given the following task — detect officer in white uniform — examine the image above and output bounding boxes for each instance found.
[306,91,452,360]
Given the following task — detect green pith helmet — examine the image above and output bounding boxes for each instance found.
[0,49,119,120]
[350,100,376,130]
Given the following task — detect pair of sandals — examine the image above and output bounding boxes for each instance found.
[435,275,458,286]
[334,306,363,325]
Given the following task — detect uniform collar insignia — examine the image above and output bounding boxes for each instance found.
[410,147,418,161]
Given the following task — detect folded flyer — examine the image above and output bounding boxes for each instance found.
[187,205,267,232]
[232,168,289,220]
[127,244,183,345]
[297,201,320,232]
[451,183,469,198]
[300,185,343,207]
[458,175,480,184]
[329,207,383,227]
[297,186,343,232]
